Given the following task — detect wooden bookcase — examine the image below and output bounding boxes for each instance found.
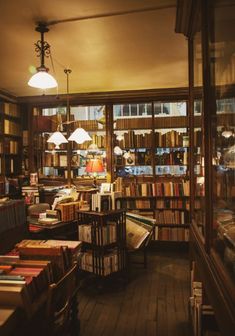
[0,101,22,196]
[112,101,190,243]
[77,210,126,276]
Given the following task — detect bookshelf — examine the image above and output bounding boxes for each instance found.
[112,102,189,243]
[77,210,126,276]
[33,105,106,182]
[116,179,190,242]
[0,102,22,196]
[19,98,191,245]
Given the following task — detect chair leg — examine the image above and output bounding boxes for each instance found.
[70,295,80,336]
[143,249,147,269]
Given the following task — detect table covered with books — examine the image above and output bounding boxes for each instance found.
[0,204,82,336]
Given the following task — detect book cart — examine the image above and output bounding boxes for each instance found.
[77,210,126,278]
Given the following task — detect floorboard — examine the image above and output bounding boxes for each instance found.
[77,250,190,336]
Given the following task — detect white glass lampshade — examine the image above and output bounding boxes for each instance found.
[47,131,68,148]
[28,68,58,89]
[68,128,92,144]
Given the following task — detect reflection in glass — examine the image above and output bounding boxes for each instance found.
[211,0,235,284]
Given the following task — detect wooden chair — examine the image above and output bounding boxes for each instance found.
[45,263,79,336]
[27,202,50,216]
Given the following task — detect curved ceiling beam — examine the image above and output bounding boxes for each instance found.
[39,4,175,27]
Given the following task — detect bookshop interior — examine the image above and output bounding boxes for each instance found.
[0,0,235,335]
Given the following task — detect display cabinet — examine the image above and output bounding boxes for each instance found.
[176,0,235,334]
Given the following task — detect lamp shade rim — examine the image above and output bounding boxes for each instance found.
[28,70,58,89]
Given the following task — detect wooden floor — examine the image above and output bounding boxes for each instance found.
[78,250,191,336]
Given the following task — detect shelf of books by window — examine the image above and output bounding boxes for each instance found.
[113,100,190,244]
[35,106,107,181]
[118,178,190,242]
[113,102,154,178]
[154,178,190,242]
[154,101,189,178]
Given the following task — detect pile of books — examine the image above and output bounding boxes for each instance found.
[16,239,81,279]
[0,254,53,315]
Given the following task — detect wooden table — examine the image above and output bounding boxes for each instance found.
[28,218,78,240]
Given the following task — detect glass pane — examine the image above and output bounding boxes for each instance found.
[113,103,153,177]
[154,101,186,117]
[40,105,106,179]
[212,0,235,284]
[193,20,206,238]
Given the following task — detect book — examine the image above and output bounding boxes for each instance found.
[0,284,30,308]
[37,217,60,225]
[126,218,150,249]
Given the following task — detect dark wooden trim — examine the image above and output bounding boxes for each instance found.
[17,87,189,106]
[105,104,114,182]
[188,37,195,219]
[175,0,200,38]
[190,224,235,336]
[0,90,17,103]
[201,0,213,252]
[28,105,36,173]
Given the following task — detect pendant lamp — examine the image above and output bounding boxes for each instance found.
[28,23,58,89]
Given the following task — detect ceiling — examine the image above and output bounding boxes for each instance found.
[0,0,188,97]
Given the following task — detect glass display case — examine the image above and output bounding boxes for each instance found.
[211,3,235,284]
[176,0,235,334]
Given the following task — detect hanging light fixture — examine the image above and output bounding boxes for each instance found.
[28,23,58,89]
[47,126,68,149]
[68,127,92,144]
[46,69,91,148]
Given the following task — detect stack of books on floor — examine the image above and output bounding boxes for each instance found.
[189,279,219,336]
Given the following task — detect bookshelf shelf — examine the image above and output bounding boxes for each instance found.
[0,102,22,194]
[77,210,126,276]
[156,223,190,227]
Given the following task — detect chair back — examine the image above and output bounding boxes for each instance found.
[46,263,78,335]
[27,203,50,216]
